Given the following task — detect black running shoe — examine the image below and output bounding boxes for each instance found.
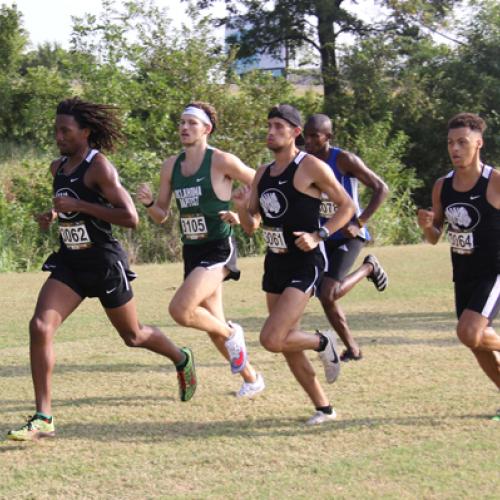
[340,348,363,362]
[363,254,388,291]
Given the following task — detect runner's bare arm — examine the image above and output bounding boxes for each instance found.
[417,178,444,244]
[218,151,256,185]
[312,157,355,235]
[294,157,355,251]
[486,169,500,209]
[338,150,389,225]
[36,160,60,230]
[232,165,265,235]
[52,154,139,229]
[137,157,175,224]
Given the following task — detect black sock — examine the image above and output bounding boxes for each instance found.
[175,351,188,371]
[316,405,333,415]
[35,412,52,422]
[314,332,328,352]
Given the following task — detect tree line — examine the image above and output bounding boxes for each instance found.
[0,0,498,271]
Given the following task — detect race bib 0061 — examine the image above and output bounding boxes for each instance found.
[263,226,288,253]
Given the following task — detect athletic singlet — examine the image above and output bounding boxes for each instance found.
[171,147,232,245]
[257,151,322,257]
[319,147,370,241]
[441,164,500,282]
[53,149,122,266]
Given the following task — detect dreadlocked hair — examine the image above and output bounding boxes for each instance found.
[56,97,124,152]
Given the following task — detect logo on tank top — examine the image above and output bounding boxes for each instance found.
[445,203,480,231]
[55,188,80,220]
[260,189,288,219]
[175,186,202,208]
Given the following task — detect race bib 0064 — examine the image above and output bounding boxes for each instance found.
[448,230,474,255]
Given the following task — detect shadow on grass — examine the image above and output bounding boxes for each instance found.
[0,310,459,378]
[0,355,281,378]
[242,310,457,333]
[0,394,176,414]
[48,413,468,442]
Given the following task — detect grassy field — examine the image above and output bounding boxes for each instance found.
[1,244,499,499]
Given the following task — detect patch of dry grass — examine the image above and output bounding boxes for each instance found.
[1,244,499,498]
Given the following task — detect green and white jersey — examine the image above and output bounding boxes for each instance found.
[172,147,232,245]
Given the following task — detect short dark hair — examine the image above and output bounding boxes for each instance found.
[448,113,487,134]
[56,97,123,151]
[185,101,218,134]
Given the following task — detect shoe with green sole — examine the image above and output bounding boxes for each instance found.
[177,347,197,402]
[7,414,55,441]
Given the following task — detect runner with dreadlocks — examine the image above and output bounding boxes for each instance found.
[7,97,197,442]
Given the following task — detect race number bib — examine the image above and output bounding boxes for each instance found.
[319,193,337,218]
[59,222,92,250]
[263,226,288,253]
[180,214,208,240]
[448,230,474,255]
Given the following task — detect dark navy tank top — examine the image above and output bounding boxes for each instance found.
[53,149,123,267]
[257,151,323,258]
[441,165,500,282]
[319,147,370,241]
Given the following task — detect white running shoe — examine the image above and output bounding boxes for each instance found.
[237,372,265,398]
[225,321,248,374]
[317,329,341,383]
[306,408,337,426]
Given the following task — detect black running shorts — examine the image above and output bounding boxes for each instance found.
[42,252,135,309]
[323,237,365,281]
[454,275,500,321]
[262,251,325,295]
[182,236,240,281]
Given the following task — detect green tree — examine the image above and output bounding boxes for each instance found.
[186,0,458,120]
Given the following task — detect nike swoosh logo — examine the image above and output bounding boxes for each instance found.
[331,347,339,364]
[470,195,480,200]
[278,180,288,185]
[196,177,205,182]
[291,279,302,283]
[70,178,79,183]
[105,287,117,294]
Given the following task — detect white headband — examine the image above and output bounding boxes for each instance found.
[182,106,212,126]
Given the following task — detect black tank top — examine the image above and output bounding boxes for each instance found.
[441,165,500,282]
[53,149,122,267]
[257,151,322,257]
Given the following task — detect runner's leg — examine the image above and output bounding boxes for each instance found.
[169,266,233,339]
[30,278,83,415]
[105,297,184,364]
[202,284,257,383]
[457,309,500,388]
[265,292,329,408]
[320,277,361,356]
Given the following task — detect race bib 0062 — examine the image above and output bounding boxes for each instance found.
[59,222,92,250]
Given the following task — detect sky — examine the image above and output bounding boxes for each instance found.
[11,0,225,48]
[10,0,386,49]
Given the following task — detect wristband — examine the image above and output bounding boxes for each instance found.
[143,200,154,208]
